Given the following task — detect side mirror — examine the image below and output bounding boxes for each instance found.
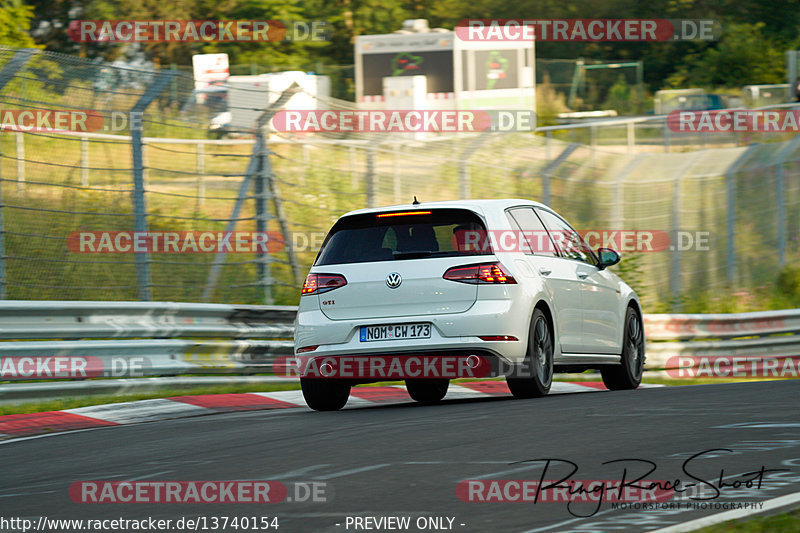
[597,247,620,270]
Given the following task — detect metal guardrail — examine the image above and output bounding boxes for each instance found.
[0,301,295,382]
[643,310,800,368]
[0,302,797,385]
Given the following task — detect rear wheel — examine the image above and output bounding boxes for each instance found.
[406,379,449,403]
[601,307,644,390]
[506,308,553,398]
[301,378,351,411]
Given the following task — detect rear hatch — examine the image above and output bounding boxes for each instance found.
[312,208,493,320]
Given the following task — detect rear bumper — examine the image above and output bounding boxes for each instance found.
[294,298,531,364]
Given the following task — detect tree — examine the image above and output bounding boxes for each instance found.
[0,0,37,47]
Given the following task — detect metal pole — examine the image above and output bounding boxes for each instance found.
[15,132,24,191]
[0,141,5,299]
[670,175,681,303]
[776,163,786,266]
[196,143,205,207]
[202,82,301,301]
[129,70,176,301]
[80,137,89,187]
[627,122,635,153]
[393,143,401,202]
[366,146,376,208]
[458,157,471,199]
[254,130,273,305]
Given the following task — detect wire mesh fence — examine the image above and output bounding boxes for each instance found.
[0,46,798,310]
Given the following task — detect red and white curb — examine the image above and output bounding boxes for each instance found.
[0,381,660,440]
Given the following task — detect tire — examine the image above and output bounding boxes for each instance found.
[300,378,351,411]
[406,379,449,403]
[506,308,554,398]
[601,307,645,390]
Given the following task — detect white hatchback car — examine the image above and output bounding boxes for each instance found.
[294,199,644,411]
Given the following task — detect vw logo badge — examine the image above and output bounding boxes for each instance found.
[386,272,402,289]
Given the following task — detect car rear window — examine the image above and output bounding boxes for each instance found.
[314,208,492,266]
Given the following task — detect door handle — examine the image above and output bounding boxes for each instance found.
[577,272,589,279]
[538,267,552,276]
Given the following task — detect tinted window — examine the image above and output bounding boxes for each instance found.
[506,207,558,256]
[535,208,598,265]
[315,209,492,266]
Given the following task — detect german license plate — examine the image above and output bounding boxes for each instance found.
[360,323,431,342]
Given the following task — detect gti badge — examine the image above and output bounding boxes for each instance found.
[386,272,402,289]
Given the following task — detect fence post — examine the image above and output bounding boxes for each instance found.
[15,132,24,191]
[540,143,579,207]
[366,146,377,208]
[0,143,5,299]
[772,135,800,269]
[458,155,471,199]
[130,70,175,301]
[349,145,358,189]
[627,122,635,153]
[669,152,703,307]
[196,142,205,207]
[612,154,646,230]
[202,83,301,302]
[80,137,89,187]
[393,142,401,202]
[724,146,754,285]
[254,130,273,305]
[0,49,36,299]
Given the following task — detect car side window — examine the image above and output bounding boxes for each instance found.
[535,208,598,266]
[506,207,558,256]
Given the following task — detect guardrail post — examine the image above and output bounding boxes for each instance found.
[130,70,176,301]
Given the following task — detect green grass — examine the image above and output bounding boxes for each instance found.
[695,507,800,532]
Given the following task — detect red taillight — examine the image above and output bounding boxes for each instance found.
[478,335,519,341]
[443,262,517,284]
[297,345,319,353]
[301,273,347,295]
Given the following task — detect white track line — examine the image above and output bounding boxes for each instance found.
[646,490,800,532]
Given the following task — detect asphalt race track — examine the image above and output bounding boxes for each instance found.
[1,380,799,533]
